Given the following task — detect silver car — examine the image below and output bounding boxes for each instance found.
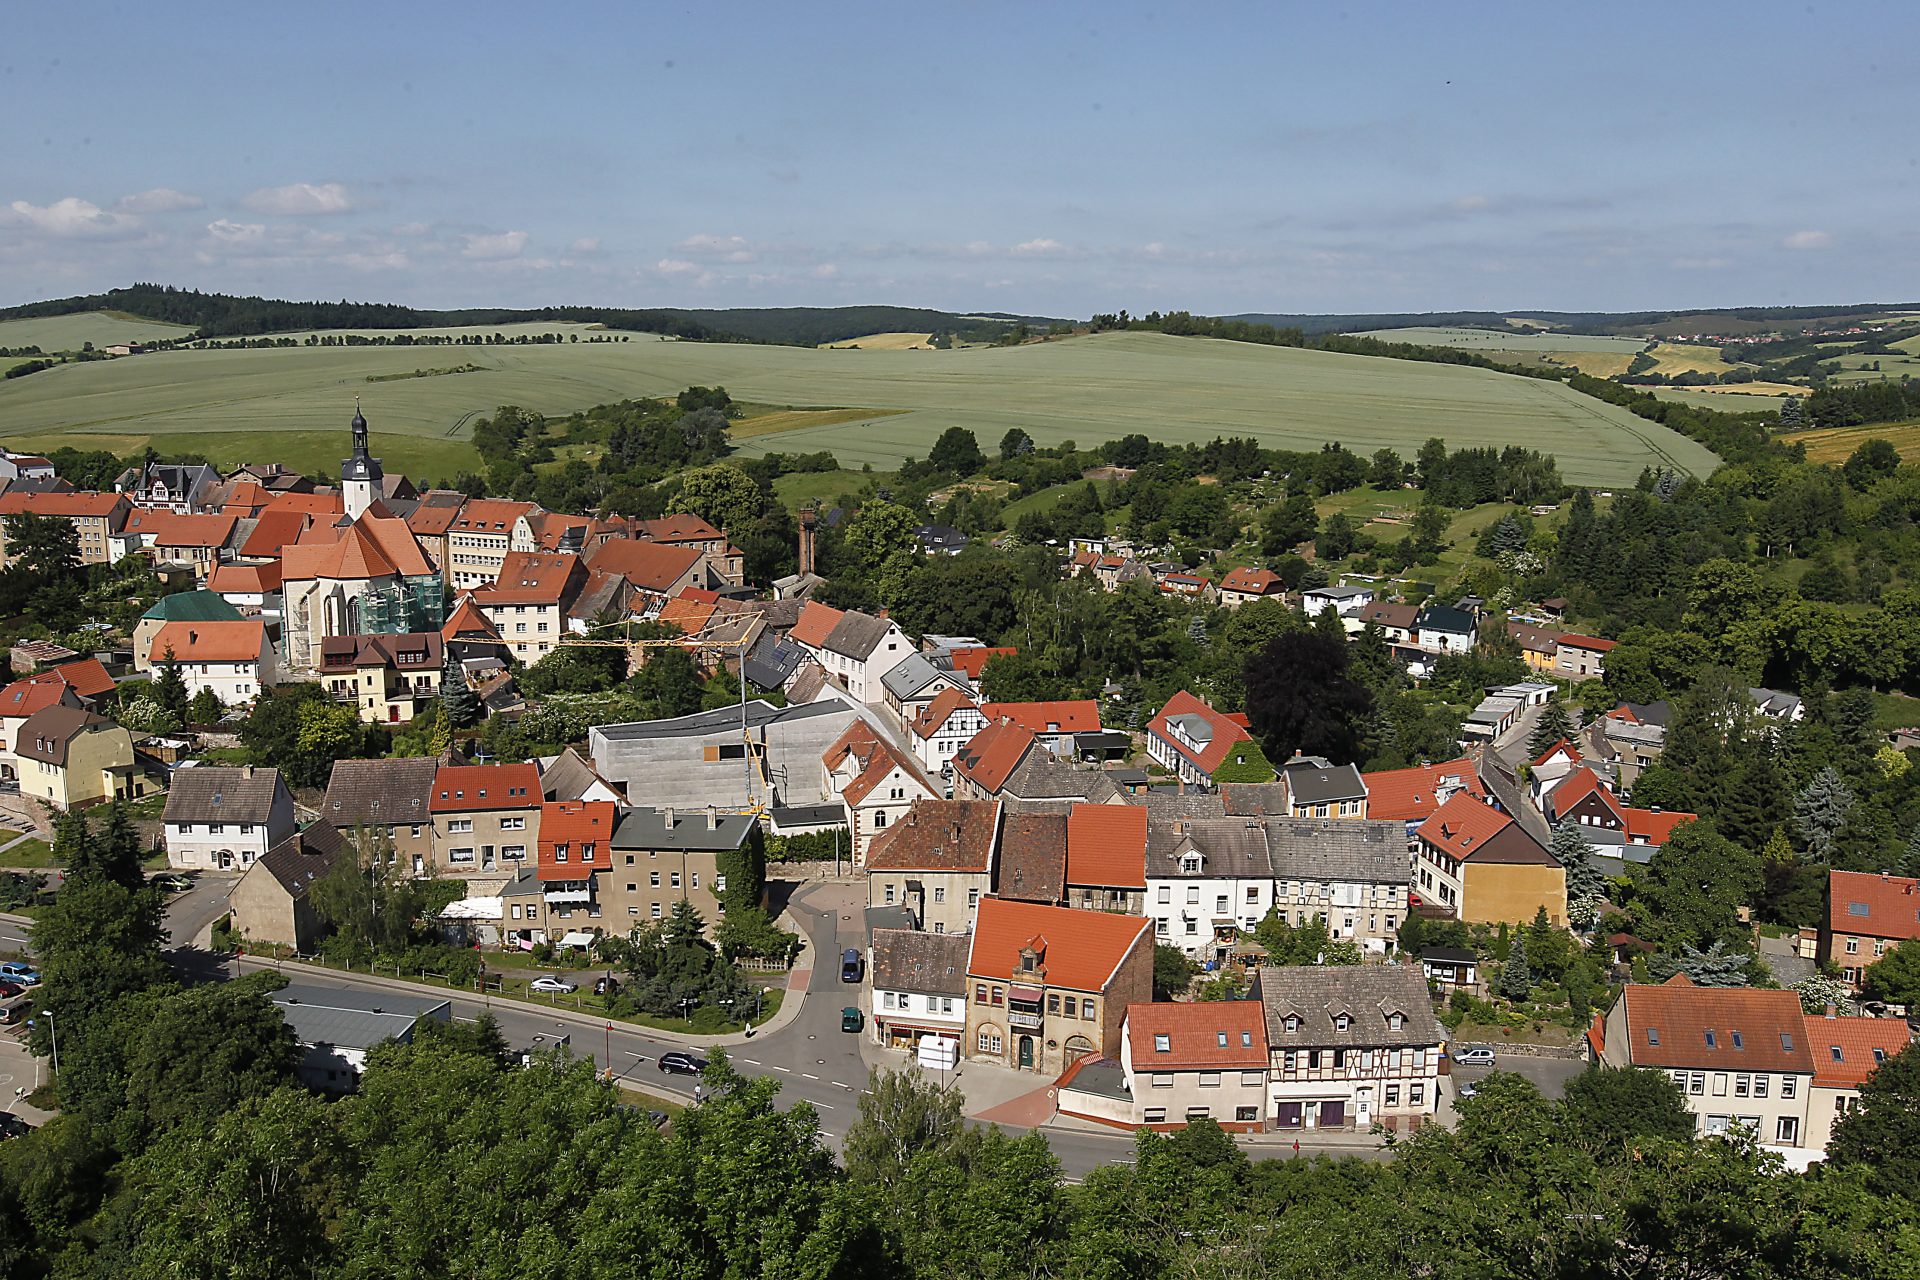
[530,976,578,994]
[1452,1045,1496,1067]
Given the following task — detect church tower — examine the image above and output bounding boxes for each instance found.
[341,400,384,521]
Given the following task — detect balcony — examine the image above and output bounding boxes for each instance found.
[544,888,593,905]
[1008,1008,1044,1030]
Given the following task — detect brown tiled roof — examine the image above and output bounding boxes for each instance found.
[1126,1000,1268,1069]
[996,812,1067,903]
[824,721,933,806]
[912,687,980,741]
[149,620,268,664]
[864,798,1000,872]
[430,763,541,813]
[318,632,443,674]
[585,538,704,593]
[164,766,287,824]
[1256,965,1444,1048]
[255,820,349,899]
[1617,976,1814,1075]
[473,551,584,607]
[789,600,845,649]
[1066,802,1148,889]
[953,720,1036,794]
[14,705,117,766]
[323,756,440,828]
[871,928,970,997]
[1146,690,1256,775]
[448,498,533,534]
[1805,1013,1913,1089]
[966,896,1152,991]
[979,699,1101,735]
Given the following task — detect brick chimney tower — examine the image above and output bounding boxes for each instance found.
[797,505,818,576]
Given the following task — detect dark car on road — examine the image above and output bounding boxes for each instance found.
[658,1051,708,1076]
[840,949,863,983]
[594,974,621,997]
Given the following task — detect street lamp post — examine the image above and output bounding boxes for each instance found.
[40,1010,57,1079]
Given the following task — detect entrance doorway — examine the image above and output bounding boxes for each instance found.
[1018,1036,1035,1069]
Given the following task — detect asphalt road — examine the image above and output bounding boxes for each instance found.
[1453,1050,1586,1098]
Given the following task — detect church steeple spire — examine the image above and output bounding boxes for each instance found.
[342,401,383,521]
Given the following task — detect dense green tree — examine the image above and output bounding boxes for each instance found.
[927,426,986,475]
[1260,492,1319,556]
[843,499,918,569]
[1152,944,1199,998]
[1794,765,1856,859]
[1862,938,1920,1007]
[1560,1065,1695,1156]
[998,427,1034,460]
[1636,820,1759,952]
[1244,630,1374,764]
[1828,1041,1920,1198]
[1527,699,1576,757]
[670,462,765,536]
[439,645,480,729]
[1499,935,1533,1000]
[151,646,189,722]
[628,647,706,718]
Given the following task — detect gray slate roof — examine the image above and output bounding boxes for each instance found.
[1255,965,1443,1048]
[1146,818,1274,879]
[324,757,439,828]
[1133,789,1229,823]
[165,766,288,825]
[1265,818,1410,885]
[539,747,612,801]
[1415,604,1476,634]
[823,610,895,661]
[272,982,449,1050]
[880,651,964,702]
[256,820,349,899]
[1003,758,1125,804]
[1278,759,1368,805]
[871,928,970,996]
[611,806,754,852]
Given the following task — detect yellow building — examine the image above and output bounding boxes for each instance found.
[1414,792,1567,927]
[13,705,145,811]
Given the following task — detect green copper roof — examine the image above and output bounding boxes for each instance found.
[141,590,244,623]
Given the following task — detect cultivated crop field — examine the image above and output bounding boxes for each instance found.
[0,310,195,353]
[1345,326,1648,354]
[0,326,1721,484]
[1785,421,1920,464]
[817,332,935,350]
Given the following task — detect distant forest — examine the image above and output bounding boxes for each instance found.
[0,285,1053,347]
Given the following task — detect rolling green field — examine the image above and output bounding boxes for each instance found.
[0,310,195,353]
[1650,386,1793,411]
[0,326,1721,484]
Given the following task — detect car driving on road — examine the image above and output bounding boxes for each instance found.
[658,1051,708,1076]
[529,976,577,994]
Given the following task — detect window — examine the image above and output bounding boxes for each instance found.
[1409,1084,1423,1106]
[1754,1075,1768,1098]
[1845,938,1859,954]
[1730,1030,1743,1050]
[689,872,698,889]
[1143,1107,1166,1124]
[1335,1014,1350,1032]
[1285,1015,1300,1033]
[1241,1030,1253,1047]
[1690,1072,1705,1095]
[1704,1030,1716,1048]
[967,889,979,909]
[501,816,526,831]
[1780,1032,1795,1053]
[1184,919,1197,935]
[1216,895,1229,913]
[715,875,727,893]
[504,845,525,862]
[448,818,473,834]
[209,823,225,835]
[1198,1072,1221,1088]
[991,987,1003,1006]
[450,847,474,864]
[1647,1028,1660,1047]
[1048,994,1060,1014]
[978,1030,1002,1055]
[1241,1071,1263,1086]
[1712,1073,1727,1096]
[1157,886,1171,904]
[1235,1106,1258,1123]
[555,845,569,863]
[650,871,661,887]
[1061,996,1077,1017]
[1781,1076,1796,1099]
[1776,1116,1799,1144]
[933,922,944,934]
[1831,1045,1845,1062]
[975,984,988,1004]
[1386,1085,1400,1106]
[670,872,681,888]
[240,824,254,835]
[1186,885,1200,905]
[1734,1075,1749,1098]
[1151,1073,1173,1088]
[650,903,662,919]
[1389,1013,1403,1031]
[932,886,946,904]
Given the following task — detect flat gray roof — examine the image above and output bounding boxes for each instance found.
[272,983,449,1050]
[592,699,844,742]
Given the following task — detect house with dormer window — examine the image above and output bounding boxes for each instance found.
[429,763,541,876]
[823,720,940,865]
[1415,791,1566,926]
[1109,1000,1270,1131]
[1821,869,1920,987]
[1145,690,1272,789]
[1144,816,1274,961]
[1253,964,1445,1132]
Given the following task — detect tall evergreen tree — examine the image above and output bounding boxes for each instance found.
[1552,822,1606,928]
[1499,935,1533,1001]
[440,646,480,730]
[1528,700,1576,758]
[1793,766,1855,859]
[1717,744,1789,852]
[152,645,189,721]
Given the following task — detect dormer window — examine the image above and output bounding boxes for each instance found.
[1335,1014,1351,1033]
[1284,1015,1300,1033]
[1389,1013,1404,1031]
[1216,1031,1228,1047]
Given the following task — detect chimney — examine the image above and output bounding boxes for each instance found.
[797,507,817,577]
[708,804,719,830]
[243,765,254,779]
[663,805,675,828]
[1824,1003,1838,1019]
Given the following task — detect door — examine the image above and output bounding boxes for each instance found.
[1018,1036,1035,1069]
[1276,1102,1303,1129]
[482,844,495,870]
[1321,1100,1347,1128]
[1355,1088,1373,1128]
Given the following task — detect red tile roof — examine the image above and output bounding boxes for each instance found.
[658,588,722,634]
[1146,690,1254,775]
[584,538,705,593]
[865,798,1000,872]
[948,646,1016,679]
[442,594,501,641]
[1362,758,1486,822]
[823,720,930,806]
[1218,565,1282,596]
[406,502,463,537]
[1532,739,1580,768]
[264,491,345,518]
[1624,810,1695,844]
[239,509,310,558]
[537,800,616,882]
[979,699,1101,735]
[1557,633,1617,652]
[1551,767,1617,819]
[1829,870,1920,942]
[1417,792,1514,861]
[966,896,1152,992]
[36,658,117,700]
[952,719,1036,794]
[0,678,74,721]
[144,511,239,549]
[1618,976,1814,1075]
[788,599,845,650]
[449,499,534,535]
[149,620,268,664]
[1125,1000,1268,1069]
[473,552,583,606]
[0,491,126,520]
[523,511,592,551]
[209,561,282,595]
[1804,1014,1913,1089]
[912,687,980,741]
[429,763,541,813]
[1066,802,1148,889]
[640,513,726,542]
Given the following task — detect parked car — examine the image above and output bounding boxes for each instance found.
[840,948,863,983]
[0,979,22,999]
[841,1006,863,1033]
[658,1051,708,1076]
[0,963,40,987]
[0,1112,30,1140]
[529,976,577,995]
[150,874,192,893]
[1452,1045,1496,1067]
[594,974,621,997]
[1457,1081,1479,1100]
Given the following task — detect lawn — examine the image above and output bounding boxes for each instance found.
[0,310,195,354]
[0,838,54,869]
[771,468,886,512]
[0,328,1723,487]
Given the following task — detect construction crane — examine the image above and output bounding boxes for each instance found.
[559,614,769,811]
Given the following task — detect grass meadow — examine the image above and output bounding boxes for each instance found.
[0,311,195,353]
[0,326,1721,484]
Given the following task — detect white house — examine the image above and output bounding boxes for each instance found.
[910,689,987,783]
[147,619,278,705]
[869,928,969,1055]
[271,983,451,1091]
[822,720,940,865]
[162,766,298,871]
[1145,818,1275,962]
[1301,585,1375,618]
[789,600,916,705]
[1413,604,1477,655]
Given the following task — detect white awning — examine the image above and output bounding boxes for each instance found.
[558,931,596,949]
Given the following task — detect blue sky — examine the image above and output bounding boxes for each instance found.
[4,2,1916,316]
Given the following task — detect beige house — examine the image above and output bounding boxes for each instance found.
[1255,964,1446,1133]
[869,928,970,1052]
[446,499,535,588]
[147,619,278,705]
[12,706,145,810]
[470,551,586,664]
[229,821,350,952]
[317,632,443,725]
[0,491,130,566]
[1113,1000,1271,1131]
[163,766,298,871]
[865,798,1001,936]
[322,757,440,877]
[430,762,542,876]
[823,720,939,865]
[1802,1011,1912,1151]
[963,896,1153,1076]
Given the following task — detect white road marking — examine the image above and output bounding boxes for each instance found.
[814,1102,833,1110]
[802,1072,821,1080]
[772,1065,791,1073]
[741,1058,761,1065]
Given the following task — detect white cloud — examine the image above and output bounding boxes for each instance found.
[676,232,758,263]
[5,197,141,238]
[115,187,202,214]
[1012,237,1068,256]
[461,230,529,260]
[1448,194,1492,213]
[570,236,601,254]
[242,182,354,216]
[206,219,267,244]
[811,263,839,279]
[1782,229,1833,251]
[655,258,702,276]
